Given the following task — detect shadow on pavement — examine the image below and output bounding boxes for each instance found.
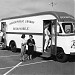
[31,51,57,61]
[40,55,57,61]
[2,48,75,62]
[41,55,75,62]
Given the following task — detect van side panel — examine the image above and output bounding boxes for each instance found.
[1,15,56,52]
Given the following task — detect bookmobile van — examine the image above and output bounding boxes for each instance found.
[0,11,75,62]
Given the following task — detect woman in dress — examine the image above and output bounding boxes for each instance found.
[27,35,35,60]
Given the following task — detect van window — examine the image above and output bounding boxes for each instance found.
[62,23,73,33]
[51,25,62,35]
[1,22,6,32]
[57,25,62,33]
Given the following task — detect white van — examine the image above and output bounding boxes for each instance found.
[0,11,75,62]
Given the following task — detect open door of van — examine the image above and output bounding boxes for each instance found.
[0,22,6,49]
[41,19,57,57]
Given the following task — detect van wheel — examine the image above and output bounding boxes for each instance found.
[56,49,68,62]
[9,41,17,52]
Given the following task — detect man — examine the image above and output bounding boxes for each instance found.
[44,24,51,52]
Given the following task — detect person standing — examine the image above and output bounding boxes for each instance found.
[0,30,3,42]
[27,35,35,60]
[44,25,50,52]
[20,34,27,61]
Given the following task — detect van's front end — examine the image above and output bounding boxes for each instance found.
[56,21,75,62]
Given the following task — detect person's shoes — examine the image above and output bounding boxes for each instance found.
[44,49,48,53]
[20,59,23,62]
[27,56,30,60]
[30,57,32,60]
[20,58,25,62]
[44,50,48,53]
[30,55,33,60]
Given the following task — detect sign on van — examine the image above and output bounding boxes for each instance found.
[60,16,74,19]
[13,27,29,30]
[9,20,34,25]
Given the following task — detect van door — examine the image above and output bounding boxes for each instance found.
[1,22,6,46]
[43,20,51,52]
[43,19,57,56]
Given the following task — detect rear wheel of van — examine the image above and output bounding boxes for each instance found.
[9,41,17,52]
[56,48,68,62]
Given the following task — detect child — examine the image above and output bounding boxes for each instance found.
[27,35,35,60]
[20,34,27,61]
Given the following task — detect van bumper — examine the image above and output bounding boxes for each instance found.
[70,52,75,55]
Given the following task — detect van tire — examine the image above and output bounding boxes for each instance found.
[9,41,17,52]
[56,48,68,62]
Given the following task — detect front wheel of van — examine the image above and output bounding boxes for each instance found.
[9,41,17,52]
[56,50,68,62]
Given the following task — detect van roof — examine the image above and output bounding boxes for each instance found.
[1,11,75,22]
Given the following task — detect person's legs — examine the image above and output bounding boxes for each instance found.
[23,46,27,60]
[29,53,33,60]
[48,40,51,47]
[44,36,49,52]
[20,52,23,61]
[20,45,24,61]
[27,47,33,60]
[27,51,30,60]
[30,47,34,60]
[27,55,30,60]
[27,49,30,60]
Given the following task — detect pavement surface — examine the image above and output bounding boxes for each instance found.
[0,49,75,75]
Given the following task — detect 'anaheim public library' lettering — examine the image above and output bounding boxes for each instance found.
[9,20,34,25]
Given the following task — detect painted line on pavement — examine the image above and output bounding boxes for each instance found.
[0,54,19,58]
[3,62,22,75]
[0,66,13,70]
[3,60,53,75]
[0,60,53,70]
[19,60,53,67]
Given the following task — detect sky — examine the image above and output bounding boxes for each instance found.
[0,0,75,19]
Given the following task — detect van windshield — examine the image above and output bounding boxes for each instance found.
[62,23,73,34]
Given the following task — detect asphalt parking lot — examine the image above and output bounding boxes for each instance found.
[0,49,75,75]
